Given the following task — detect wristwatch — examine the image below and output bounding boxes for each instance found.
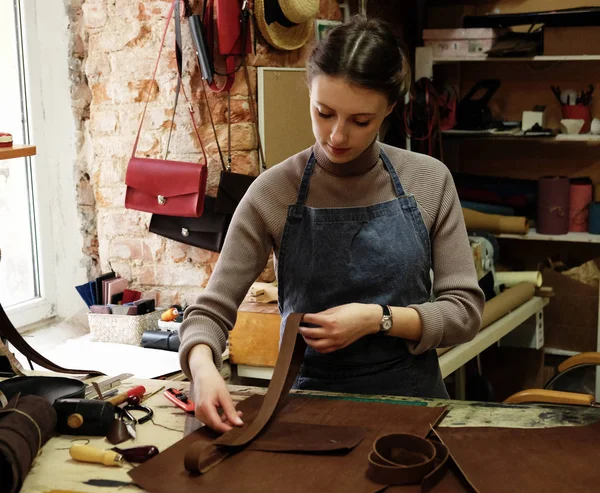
[379,305,393,334]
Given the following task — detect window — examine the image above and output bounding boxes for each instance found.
[0,1,39,310]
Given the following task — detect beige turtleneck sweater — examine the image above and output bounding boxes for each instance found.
[178,141,485,377]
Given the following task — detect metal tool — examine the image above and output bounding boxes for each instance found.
[84,373,133,399]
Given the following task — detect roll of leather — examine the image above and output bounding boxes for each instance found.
[569,178,592,232]
[481,282,536,329]
[589,203,600,234]
[462,208,529,235]
[141,330,180,352]
[0,394,57,493]
[460,201,516,216]
[537,176,570,235]
[495,271,542,288]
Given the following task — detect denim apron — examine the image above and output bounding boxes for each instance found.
[277,149,449,399]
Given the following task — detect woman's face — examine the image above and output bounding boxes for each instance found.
[309,75,394,164]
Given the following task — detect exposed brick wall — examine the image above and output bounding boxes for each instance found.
[76,0,341,307]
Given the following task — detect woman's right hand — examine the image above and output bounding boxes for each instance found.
[189,344,244,433]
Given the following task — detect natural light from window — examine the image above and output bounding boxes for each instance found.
[0,1,38,308]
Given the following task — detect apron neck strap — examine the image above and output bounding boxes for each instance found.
[294,149,406,207]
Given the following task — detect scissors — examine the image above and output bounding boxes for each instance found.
[119,403,154,439]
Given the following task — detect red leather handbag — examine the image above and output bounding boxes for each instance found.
[203,0,252,93]
[125,0,208,218]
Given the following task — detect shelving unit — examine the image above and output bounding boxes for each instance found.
[497,229,600,244]
[414,44,600,400]
[0,145,36,161]
[442,131,600,144]
[432,54,600,64]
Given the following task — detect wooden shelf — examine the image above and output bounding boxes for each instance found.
[0,145,36,161]
[497,228,600,244]
[433,55,600,64]
[442,131,600,144]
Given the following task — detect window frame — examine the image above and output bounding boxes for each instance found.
[6,0,86,330]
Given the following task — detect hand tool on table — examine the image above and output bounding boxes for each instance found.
[84,373,133,399]
[69,444,123,467]
[164,387,195,413]
[54,399,115,436]
[107,385,146,406]
[111,445,160,464]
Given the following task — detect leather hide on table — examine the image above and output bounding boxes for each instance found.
[129,394,464,493]
[435,419,600,493]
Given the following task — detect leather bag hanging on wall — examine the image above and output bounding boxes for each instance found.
[124,0,208,218]
[202,0,252,93]
[149,196,231,252]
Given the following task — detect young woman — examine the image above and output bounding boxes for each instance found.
[179,16,485,433]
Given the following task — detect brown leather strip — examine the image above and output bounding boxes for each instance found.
[0,304,103,376]
[184,312,306,473]
[368,433,449,490]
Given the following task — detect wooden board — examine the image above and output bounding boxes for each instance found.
[0,145,36,160]
[229,302,281,367]
[258,68,315,169]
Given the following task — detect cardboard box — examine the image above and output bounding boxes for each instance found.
[229,303,280,367]
[544,26,600,56]
[542,268,598,353]
[423,28,505,59]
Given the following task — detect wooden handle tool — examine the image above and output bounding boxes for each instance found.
[69,444,123,467]
[107,385,146,406]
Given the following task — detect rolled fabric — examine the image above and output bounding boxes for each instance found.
[462,208,529,235]
[537,176,570,235]
[0,394,57,493]
[460,200,516,216]
[496,271,542,288]
[594,184,600,203]
[589,203,600,234]
[481,282,536,330]
[569,178,593,232]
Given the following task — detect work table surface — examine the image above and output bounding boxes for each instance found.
[18,376,600,493]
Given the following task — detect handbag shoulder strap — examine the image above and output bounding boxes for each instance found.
[132,0,207,166]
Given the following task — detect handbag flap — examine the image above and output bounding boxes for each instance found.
[150,197,229,233]
[125,157,207,199]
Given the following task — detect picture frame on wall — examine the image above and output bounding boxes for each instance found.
[315,20,342,42]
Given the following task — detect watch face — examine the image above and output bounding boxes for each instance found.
[382,319,393,331]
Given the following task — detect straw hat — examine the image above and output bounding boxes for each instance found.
[254,0,319,51]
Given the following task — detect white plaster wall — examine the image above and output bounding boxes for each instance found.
[18,0,88,324]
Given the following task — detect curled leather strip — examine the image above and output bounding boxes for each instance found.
[367,433,449,490]
[184,312,307,473]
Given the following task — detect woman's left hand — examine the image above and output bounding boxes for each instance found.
[300,303,380,354]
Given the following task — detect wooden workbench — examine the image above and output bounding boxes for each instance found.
[14,374,600,493]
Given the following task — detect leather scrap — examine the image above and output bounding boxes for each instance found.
[368,433,449,489]
[436,420,600,493]
[0,394,57,493]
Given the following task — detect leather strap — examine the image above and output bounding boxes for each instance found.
[241,49,266,171]
[368,433,450,490]
[0,303,103,376]
[132,0,207,168]
[184,312,306,473]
